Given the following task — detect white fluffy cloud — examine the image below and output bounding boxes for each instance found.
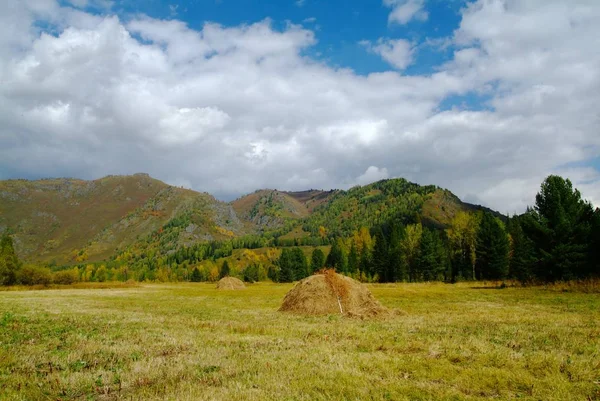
[361,38,414,70]
[356,166,390,186]
[0,0,599,212]
[383,0,428,25]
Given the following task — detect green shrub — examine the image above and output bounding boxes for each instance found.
[17,265,52,286]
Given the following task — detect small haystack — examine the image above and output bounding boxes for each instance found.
[216,276,246,290]
[279,270,389,318]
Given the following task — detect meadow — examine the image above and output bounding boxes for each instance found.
[1,282,599,400]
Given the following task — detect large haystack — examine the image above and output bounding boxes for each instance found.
[216,276,246,290]
[279,270,389,318]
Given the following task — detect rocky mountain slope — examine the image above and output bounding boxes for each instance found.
[0,174,243,264]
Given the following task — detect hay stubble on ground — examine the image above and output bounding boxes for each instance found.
[1,282,599,400]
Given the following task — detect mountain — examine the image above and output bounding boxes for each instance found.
[285,179,493,239]
[0,174,501,264]
[231,189,337,232]
[0,174,244,264]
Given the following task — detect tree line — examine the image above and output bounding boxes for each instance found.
[1,175,598,285]
[272,176,598,284]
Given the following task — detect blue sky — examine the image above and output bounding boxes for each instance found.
[65,0,464,76]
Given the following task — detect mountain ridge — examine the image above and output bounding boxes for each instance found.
[0,174,501,264]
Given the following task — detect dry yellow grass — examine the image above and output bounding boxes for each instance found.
[0,282,599,400]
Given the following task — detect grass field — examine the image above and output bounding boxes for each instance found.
[1,282,599,400]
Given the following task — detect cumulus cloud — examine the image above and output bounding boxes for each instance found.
[66,0,113,10]
[0,0,599,212]
[356,166,390,186]
[361,38,414,70]
[383,0,428,25]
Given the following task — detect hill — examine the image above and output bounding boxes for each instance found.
[0,174,244,264]
[279,179,495,240]
[0,174,500,265]
[230,189,337,232]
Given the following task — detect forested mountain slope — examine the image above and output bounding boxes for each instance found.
[0,174,496,265]
[297,179,496,239]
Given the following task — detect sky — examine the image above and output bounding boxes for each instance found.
[0,0,599,213]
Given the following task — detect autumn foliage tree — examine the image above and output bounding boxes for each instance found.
[447,212,479,282]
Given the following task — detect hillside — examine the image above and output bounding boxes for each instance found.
[0,174,244,264]
[231,189,337,232]
[281,179,490,239]
[0,174,500,265]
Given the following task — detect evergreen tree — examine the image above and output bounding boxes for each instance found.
[475,212,509,280]
[507,217,536,283]
[191,267,202,282]
[310,248,325,273]
[417,228,446,281]
[0,233,20,286]
[359,246,372,278]
[347,243,359,275]
[267,265,278,282]
[522,175,594,280]
[371,227,388,282]
[219,260,230,279]
[278,248,294,283]
[387,223,405,282]
[243,264,260,282]
[290,247,309,280]
[592,209,600,276]
[325,239,347,272]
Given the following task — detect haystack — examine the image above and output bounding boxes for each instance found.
[216,276,246,290]
[279,270,389,318]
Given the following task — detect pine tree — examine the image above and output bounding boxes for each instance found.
[278,248,294,283]
[267,265,278,282]
[219,260,230,279]
[507,217,536,283]
[387,223,405,282]
[191,267,202,282]
[417,228,447,281]
[475,212,509,280]
[359,246,372,278]
[347,244,359,275]
[371,227,388,282]
[325,239,346,272]
[522,175,594,281]
[290,247,308,280]
[310,248,325,273]
[243,264,260,282]
[592,209,600,277]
